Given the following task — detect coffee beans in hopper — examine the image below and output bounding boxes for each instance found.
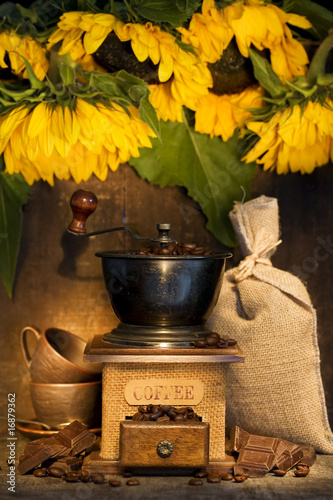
[136,242,212,256]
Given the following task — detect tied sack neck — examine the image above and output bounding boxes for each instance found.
[235,228,282,282]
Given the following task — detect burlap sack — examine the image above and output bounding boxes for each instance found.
[208,195,333,453]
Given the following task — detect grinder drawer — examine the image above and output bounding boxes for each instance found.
[119,421,209,468]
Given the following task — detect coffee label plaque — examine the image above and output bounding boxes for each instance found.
[125,379,204,405]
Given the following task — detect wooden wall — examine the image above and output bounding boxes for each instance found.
[0,161,332,431]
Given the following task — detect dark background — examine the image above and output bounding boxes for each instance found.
[0,161,332,430]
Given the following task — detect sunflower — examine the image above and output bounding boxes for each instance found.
[0,30,49,80]
[0,99,155,185]
[181,0,311,81]
[243,100,333,174]
[194,85,264,141]
[47,12,212,119]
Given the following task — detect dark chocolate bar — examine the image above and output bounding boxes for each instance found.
[234,434,281,477]
[18,442,68,475]
[229,426,250,453]
[274,440,304,471]
[298,444,316,466]
[18,420,96,474]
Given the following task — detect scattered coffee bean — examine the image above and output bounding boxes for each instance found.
[189,478,203,486]
[273,469,287,477]
[207,473,221,483]
[91,473,105,484]
[127,478,140,486]
[296,464,310,471]
[33,468,48,477]
[205,334,220,346]
[294,469,309,477]
[221,473,234,481]
[194,470,208,478]
[193,332,237,349]
[122,470,133,478]
[234,474,248,482]
[109,479,121,487]
[193,340,207,348]
[63,474,80,483]
[48,467,66,478]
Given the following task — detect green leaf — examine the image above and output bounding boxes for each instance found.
[88,70,160,139]
[249,49,288,99]
[0,159,31,298]
[129,119,256,247]
[132,0,201,25]
[282,0,333,40]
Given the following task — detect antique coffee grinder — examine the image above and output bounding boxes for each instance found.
[68,189,244,473]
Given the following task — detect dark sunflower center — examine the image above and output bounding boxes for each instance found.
[208,39,258,95]
[93,33,160,84]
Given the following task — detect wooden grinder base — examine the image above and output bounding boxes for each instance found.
[83,335,244,474]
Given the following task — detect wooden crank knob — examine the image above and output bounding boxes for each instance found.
[68,189,97,234]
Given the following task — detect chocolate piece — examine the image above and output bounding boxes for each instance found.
[234,435,281,477]
[274,439,304,472]
[298,444,316,467]
[18,443,67,475]
[54,420,96,455]
[18,421,95,475]
[229,426,250,453]
[50,456,83,474]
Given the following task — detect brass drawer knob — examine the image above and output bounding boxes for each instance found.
[157,440,174,458]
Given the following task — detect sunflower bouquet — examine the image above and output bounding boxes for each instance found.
[0,0,332,297]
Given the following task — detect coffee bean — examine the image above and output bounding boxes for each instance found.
[194,340,207,348]
[226,339,237,346]
[161,405,172,413]
[217,340,228,348]
[207,473,221,483]
[189,478,203,485]
[195,470,208,478]
[159,247,171,255]
[109,479,121,487]
[174,414,185,422]
[127,478,140,486]
[205,335,219,346]
[48,467,66,478]
[296,464,310,471]
[63,475,80,483]
[123,470,133,478]
[182,242,196,250]
[234,474,248,482]
[156,415,170,423]
[221,473,234,481]
[273,469,286,476]
[294,469,309,477]
[91,473,105,484]
[33,468,48,477]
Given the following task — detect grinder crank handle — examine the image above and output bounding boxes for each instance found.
[67,189,176,244]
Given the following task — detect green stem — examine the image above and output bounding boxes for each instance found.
[307,30,333,87]
[47,50,76,86]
